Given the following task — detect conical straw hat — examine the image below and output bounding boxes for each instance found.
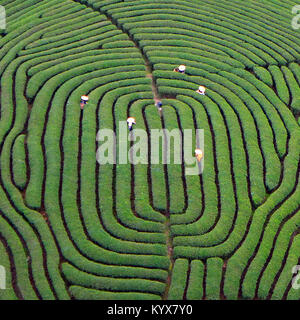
[127,117,136,123]
[195,149,203,162]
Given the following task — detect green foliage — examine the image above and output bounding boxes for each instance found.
[63,263,166,295]
[268,65,290,105]
[282,66,300,114]
[206,258,223,300]
[168,259,189,299]
[12,134,27,190]
[69,285,161,300]
[253,66,273,86]
[186,260,204,300]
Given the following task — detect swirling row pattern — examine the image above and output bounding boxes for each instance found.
[0,0,299,300]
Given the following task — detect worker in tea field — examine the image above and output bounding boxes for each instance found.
[127,117,136,131]
[155,100,162,111]
[80,95,89,110]
[174,64,186,74]
[196,85,206,95]
[195,148,203,162]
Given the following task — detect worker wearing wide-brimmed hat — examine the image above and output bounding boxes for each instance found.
[127,117,136,131]
[178,65,186,73]
[174,64,186,74]
[80,95,89,109]
[196,86,206,95]
[195,148,203,162]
